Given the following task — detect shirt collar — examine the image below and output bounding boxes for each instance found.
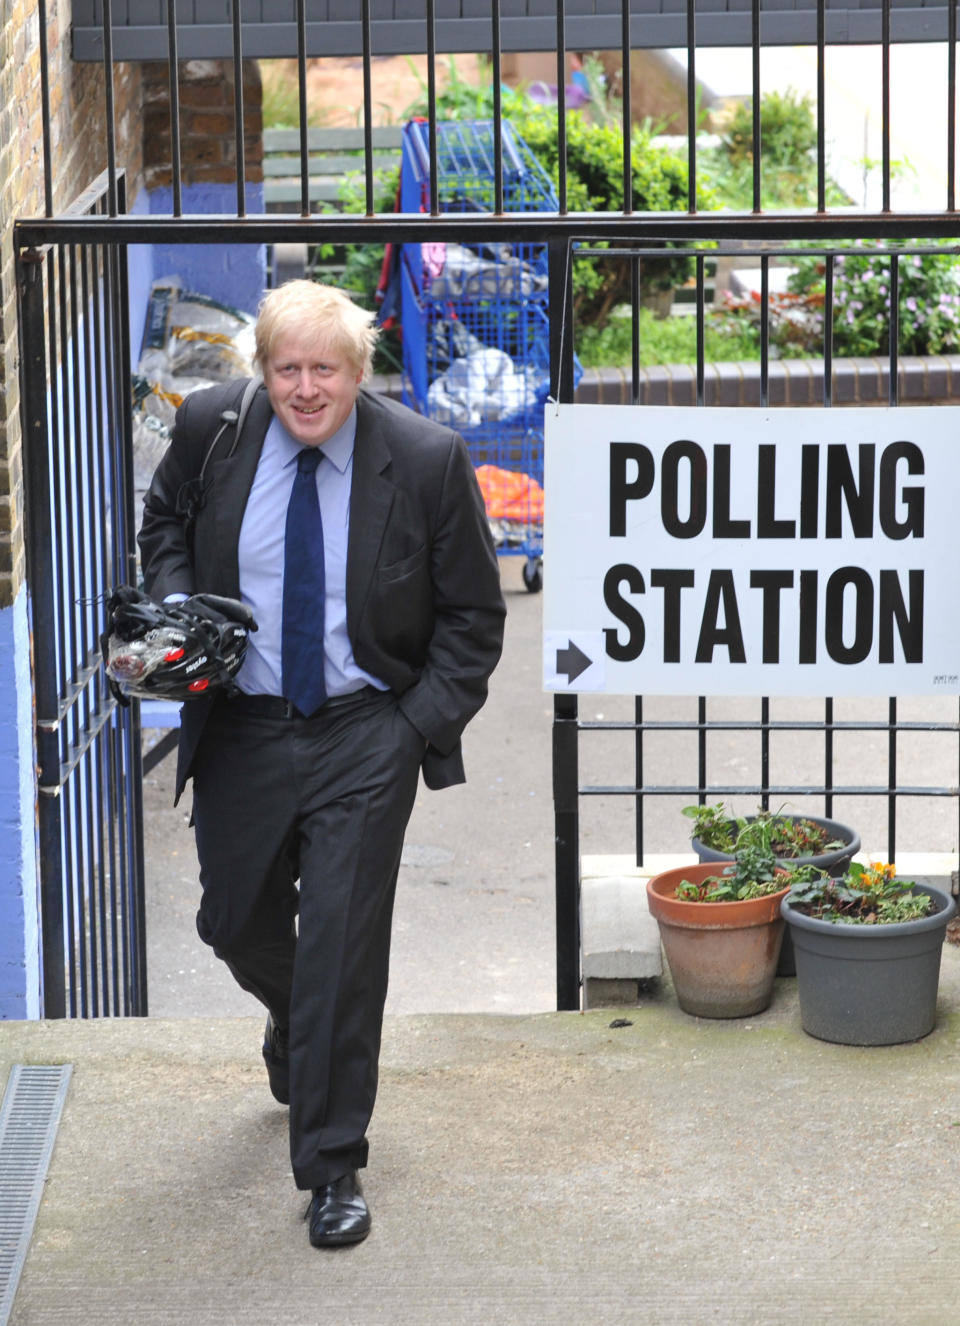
[273,404,357,475]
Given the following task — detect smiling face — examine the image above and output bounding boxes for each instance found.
[262,325,363,447]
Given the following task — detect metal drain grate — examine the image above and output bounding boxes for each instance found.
[0,1065,72,1325]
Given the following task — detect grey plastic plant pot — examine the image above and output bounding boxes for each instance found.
[692,815,861,977]
[692,815,860,874]
[781,883,957,1046]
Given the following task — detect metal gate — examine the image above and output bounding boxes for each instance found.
[17,173,146,1018]
[14,1,960,1015]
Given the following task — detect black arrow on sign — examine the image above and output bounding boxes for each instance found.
[556,640,593,684]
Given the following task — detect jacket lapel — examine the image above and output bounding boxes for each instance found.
[346,392,396,638]
[206,385,273,598]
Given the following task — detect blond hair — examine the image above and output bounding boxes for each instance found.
[254,280,379,382]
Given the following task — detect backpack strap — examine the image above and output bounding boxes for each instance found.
[198,375,262,483]
[227,375,262,458]
[175,377,263,527]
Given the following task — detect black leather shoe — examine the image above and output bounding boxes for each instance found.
[306,1170,371,1248]
[261,1014,289,1105]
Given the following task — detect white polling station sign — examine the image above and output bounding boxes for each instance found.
[543,403,960,696]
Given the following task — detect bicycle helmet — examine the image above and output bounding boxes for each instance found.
[101,585,257,704]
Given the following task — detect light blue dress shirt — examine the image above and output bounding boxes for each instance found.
[233,405,387,699]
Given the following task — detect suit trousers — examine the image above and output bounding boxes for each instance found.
[190,686,425,1189]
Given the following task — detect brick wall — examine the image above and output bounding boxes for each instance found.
[571,356,960,409]
[0,0,143,607]
[142,58,263,190]
[0,1,43,609]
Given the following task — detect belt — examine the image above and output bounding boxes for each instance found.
[225,686,377,720]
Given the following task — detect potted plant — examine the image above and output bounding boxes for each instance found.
[646,825,818,1019]
[683,802,861,976]
[782,862,958,1046]
[684,802,859,873]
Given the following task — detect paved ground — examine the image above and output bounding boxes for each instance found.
[5,962,960,1324]
[5,553,960,1322]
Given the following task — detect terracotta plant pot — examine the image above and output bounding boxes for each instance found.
[691,815,861,977]
[782,883,957,1046]
[646,863,790,1019]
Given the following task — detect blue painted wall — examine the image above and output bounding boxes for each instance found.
[0,589,41,1019]
[126,186,155,351]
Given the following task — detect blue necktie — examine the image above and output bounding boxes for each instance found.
[282,447,328,716]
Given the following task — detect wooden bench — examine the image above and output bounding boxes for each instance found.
[262,125,403,210]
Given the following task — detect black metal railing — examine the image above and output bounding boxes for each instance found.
[18,173,146,1018]
[14,0,960,1016]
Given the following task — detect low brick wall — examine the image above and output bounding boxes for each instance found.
[571,355,960,408]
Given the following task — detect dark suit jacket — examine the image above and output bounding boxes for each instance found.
[138,380,506,802]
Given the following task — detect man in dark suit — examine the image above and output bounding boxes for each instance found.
[139,280,505,1249]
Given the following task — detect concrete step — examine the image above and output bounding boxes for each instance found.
[4,1004,960,1323]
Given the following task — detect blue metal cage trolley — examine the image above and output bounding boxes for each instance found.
[399,119,576,592]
